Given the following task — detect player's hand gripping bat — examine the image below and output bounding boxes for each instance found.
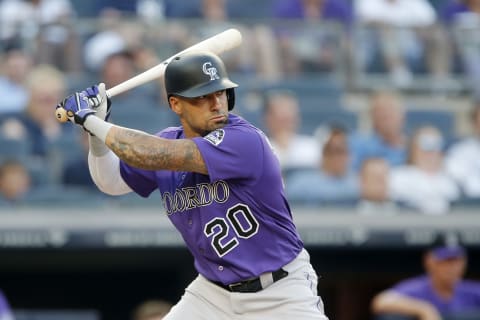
[55,28,242,123]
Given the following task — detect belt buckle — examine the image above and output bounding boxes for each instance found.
[228,281,244,292]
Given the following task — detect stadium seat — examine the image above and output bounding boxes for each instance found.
[300,109,358,135]
[404,110,456,142]
[109,191,163,208]
[0,137,31,163]
[20,186,105,208]
[111,106,179,134]
[227,0,276,19]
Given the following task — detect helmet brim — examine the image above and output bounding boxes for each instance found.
[172,78,238,98]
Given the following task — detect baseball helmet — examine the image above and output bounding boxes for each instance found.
[165,50,238,110]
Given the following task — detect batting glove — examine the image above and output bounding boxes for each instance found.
[57,92,96,128]
[83,83,111,122]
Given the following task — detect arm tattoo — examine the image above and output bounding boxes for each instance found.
[106,126,208,175]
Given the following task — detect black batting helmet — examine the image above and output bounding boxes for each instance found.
[165,50,238,110]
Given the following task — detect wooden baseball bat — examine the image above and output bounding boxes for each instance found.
[55,28,242,123]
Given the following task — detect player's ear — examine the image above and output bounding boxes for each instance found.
[169,96,182,115]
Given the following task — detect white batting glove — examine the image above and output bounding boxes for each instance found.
[83,83,111,122]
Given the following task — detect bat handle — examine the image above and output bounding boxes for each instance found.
[55,107,70,123]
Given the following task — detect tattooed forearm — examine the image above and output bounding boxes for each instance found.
[105,127,208,175]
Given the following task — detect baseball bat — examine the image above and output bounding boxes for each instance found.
[55,28,242,123]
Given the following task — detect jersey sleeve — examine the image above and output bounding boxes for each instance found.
[390,276,427,300]
[192,126,264,182]
[118,127,182,197]
[119,162,157,197]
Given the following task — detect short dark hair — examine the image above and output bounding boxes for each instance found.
[426,232,466,261]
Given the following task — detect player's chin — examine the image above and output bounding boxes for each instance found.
[209,116,228,128]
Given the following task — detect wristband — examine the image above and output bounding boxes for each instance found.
[83,116,114,143]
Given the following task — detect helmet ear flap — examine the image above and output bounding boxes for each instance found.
[227,88,235,111]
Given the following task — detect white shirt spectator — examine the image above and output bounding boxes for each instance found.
[271,134,320,171]
[356,0,436,27]
[389,165,460,214]
[0,0,74,41]
[445,137,480,198]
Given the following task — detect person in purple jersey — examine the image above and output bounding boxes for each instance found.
[371,233,480,320]
[54,50,328,320]
[0,289,14,320]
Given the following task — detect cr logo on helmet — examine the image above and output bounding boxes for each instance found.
[202,62,220,81]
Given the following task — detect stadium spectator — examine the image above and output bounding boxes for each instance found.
[100,51,160,109]
[371,232,480,320]
[349,91,407,171]
[0,289,14,320]
[445,101,480,199]
[272,0,353,75]
[0,64,68,160]
[441,0,480,100]
[357,157,397,215]
[354,0,448,88]
[0,159,32,206]
[389,125,460,214]
[0,0,80,72]
[0,47,31,115]
[176,0,260,76]
[286,125,359,206]
[263,90,320,174]
[132,299,173,320]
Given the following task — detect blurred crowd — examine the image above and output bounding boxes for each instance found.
[1,0,480,215]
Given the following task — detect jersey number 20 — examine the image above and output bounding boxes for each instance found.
[204,204,259,257]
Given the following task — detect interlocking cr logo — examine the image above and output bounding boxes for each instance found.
[202,62,220,81]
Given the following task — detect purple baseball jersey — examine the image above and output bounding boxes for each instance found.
[392,275,480,315]
[0,289,13,320]
[120,114,303,284]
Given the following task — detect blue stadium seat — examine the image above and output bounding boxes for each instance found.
[234,74,347,132]
[109,191,163,208]
[111,106,178,134]
[20,186,105,208]
[47,132,85,165]
[0,137,31,163]
[70,0,99,17]
[300,109,358,135]
[228,0,276,19]
[404,110,456,142]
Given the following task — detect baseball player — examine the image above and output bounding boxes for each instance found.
[55,50,328,320]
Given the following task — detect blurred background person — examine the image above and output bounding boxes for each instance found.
[441,0,480,100]
[371,232,480,320]
[0,47,32,115]
[131,299,173,320]
[357,157,397,215]
[445,101,480,199]
[0,64,67,161]
[272,0,353,75]
[100,50,160,109]
[389,125,460,214]
[350,90,408,171]
[263,90,320,175]
[99,50,176,133]
[177,0,260,76]
[354,0,449,89]
[0,159,32,206]
[0,0,80,72]
[286,125,359,206]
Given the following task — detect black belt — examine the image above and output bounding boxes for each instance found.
[213,268,289,293]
